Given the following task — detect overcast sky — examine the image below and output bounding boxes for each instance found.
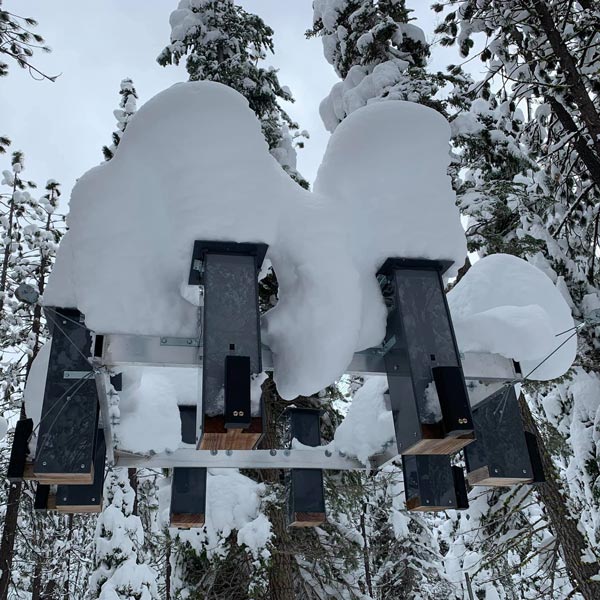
[1,1,458,209]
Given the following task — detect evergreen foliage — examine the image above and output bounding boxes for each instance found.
[102,78,138,162]
[157,0,309,188]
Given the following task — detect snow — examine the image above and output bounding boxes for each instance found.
[331,376,395,464]
[0,415,7,441]
[23,342,51,433]
[448,254,576,380]
[161,468,272,559]
[115,368,183,454]
[44,81,465,400]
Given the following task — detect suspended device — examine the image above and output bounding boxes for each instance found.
[170,405,207,528]
[379,259,474,455]
[286,408,326,527]
[464,385,545,486]
[403,454,469,511]
[33,308,100,484]
[189,241,268,451]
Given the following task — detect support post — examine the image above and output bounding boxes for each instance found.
[464,385,540,486]
[189,241,267,450]
[403,454,468,511]
[170,406,207,528]
[6,418,33,482]
[379,259,474,455]
[33,308,99,484]
[55,429,106,513]
[286,408,326,527]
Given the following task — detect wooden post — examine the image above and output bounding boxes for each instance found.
[379,259,474,455]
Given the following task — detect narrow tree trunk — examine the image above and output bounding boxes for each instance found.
[519,395,600,599]
[128,468,138,515]
[0,481,23,599]
[260,379,298,600]
[30,558,43,600]
[165,534,172,600]
[63,514,74,600]
[359,502,373,598]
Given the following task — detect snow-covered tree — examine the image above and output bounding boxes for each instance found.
[102,78,138,161]
[307,0,443,131]
[90,469,159,600]
[435,1,600,597]
[158,0,308,188]
[0,154,64,598]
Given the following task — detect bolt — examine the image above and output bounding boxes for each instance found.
[233,411,239,416]
[226,450,233,456]
[161,338,167,343]
[394,365,399,371]
[210,449,217,456]
[426,499,430,504]
[522,469,527,474]
[42,461,47,466]
[91,498,96,502]
[62,320,67,325]
[324,450,332,457]
[270,449,277,456]
[187,339,193,345]
[283,449,290,457]
[63,497,67,501]
[66,396,71,401]
[494,468,499,474]
[81,464,85,469]
[338,450,346,457]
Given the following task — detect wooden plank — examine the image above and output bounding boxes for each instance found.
[200,416,262,451]
[34,468,94,486]
[401,433,474,455]
[170,513,205,528]
[467,465,532,487]
[290,512,326,527]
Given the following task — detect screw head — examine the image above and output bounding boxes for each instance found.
[283,449,290,456]
[324,449,332,457]
[62,320,67,325]
[80,464,85,469]
[210,449,217,456]
[91,498,96,502]
[270,449,277,456]
[63,497,67,501]
[42,461,47,466]
[522,469,527,474]
[161,338,167,343]
[225,449,233,456]
[187,339,193,345]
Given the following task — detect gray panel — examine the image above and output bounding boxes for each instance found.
[202,253,261,417]
[34,309,99,479]
[402,455,457,509]
[465,386,533,481]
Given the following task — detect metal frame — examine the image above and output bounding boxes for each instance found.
[94,332,520,471]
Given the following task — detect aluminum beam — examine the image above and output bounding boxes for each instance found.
[115,447,372,471]
[98,334,520,382]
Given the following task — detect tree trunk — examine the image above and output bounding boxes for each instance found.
[30,556,43,600]
[0,481,23,599]
[519,395,600,600]
[128,468,138,515]
[260,379,298,600]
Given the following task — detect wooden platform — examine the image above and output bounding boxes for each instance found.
[170,513,205,529]
[33,465,94,486]
[289,512,326,527]
[199,416,262,451]
[467,465,533,487]
[406,497,454,512]
[56,503,102,514]
[402,428,475,455]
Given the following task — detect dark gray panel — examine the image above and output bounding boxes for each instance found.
[402,454,457,510]
[34,484,51,511]
[34,308,99,479]
[289,408,322,447]
[224,355,251,428]
[381,261,473,451]
[56,430,106,509]
[464,386,533,481]
[202,253,261,417]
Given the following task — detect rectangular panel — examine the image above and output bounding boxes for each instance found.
[224,355,251,428]
[287,408,326,527]
[403,454,458,511]
[34,308,99,484]
[56,429,106,513]
[171,406,206,528]
[465,385,535,486]
[383,262,473,454]
[202,253,261,418]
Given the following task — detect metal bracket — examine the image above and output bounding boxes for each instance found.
[159,337,201,347]
[63,370,92,380]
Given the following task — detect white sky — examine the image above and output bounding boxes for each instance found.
[1,1,458,209]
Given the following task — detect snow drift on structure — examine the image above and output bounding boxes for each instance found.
[448,254,576,380]
[44,81,466,399]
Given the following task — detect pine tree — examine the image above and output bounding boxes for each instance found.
[434,1,600,597]
[157,0,308,188]
[102,78,138,161]
[0,155,64,598]
[307,0,443,131]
